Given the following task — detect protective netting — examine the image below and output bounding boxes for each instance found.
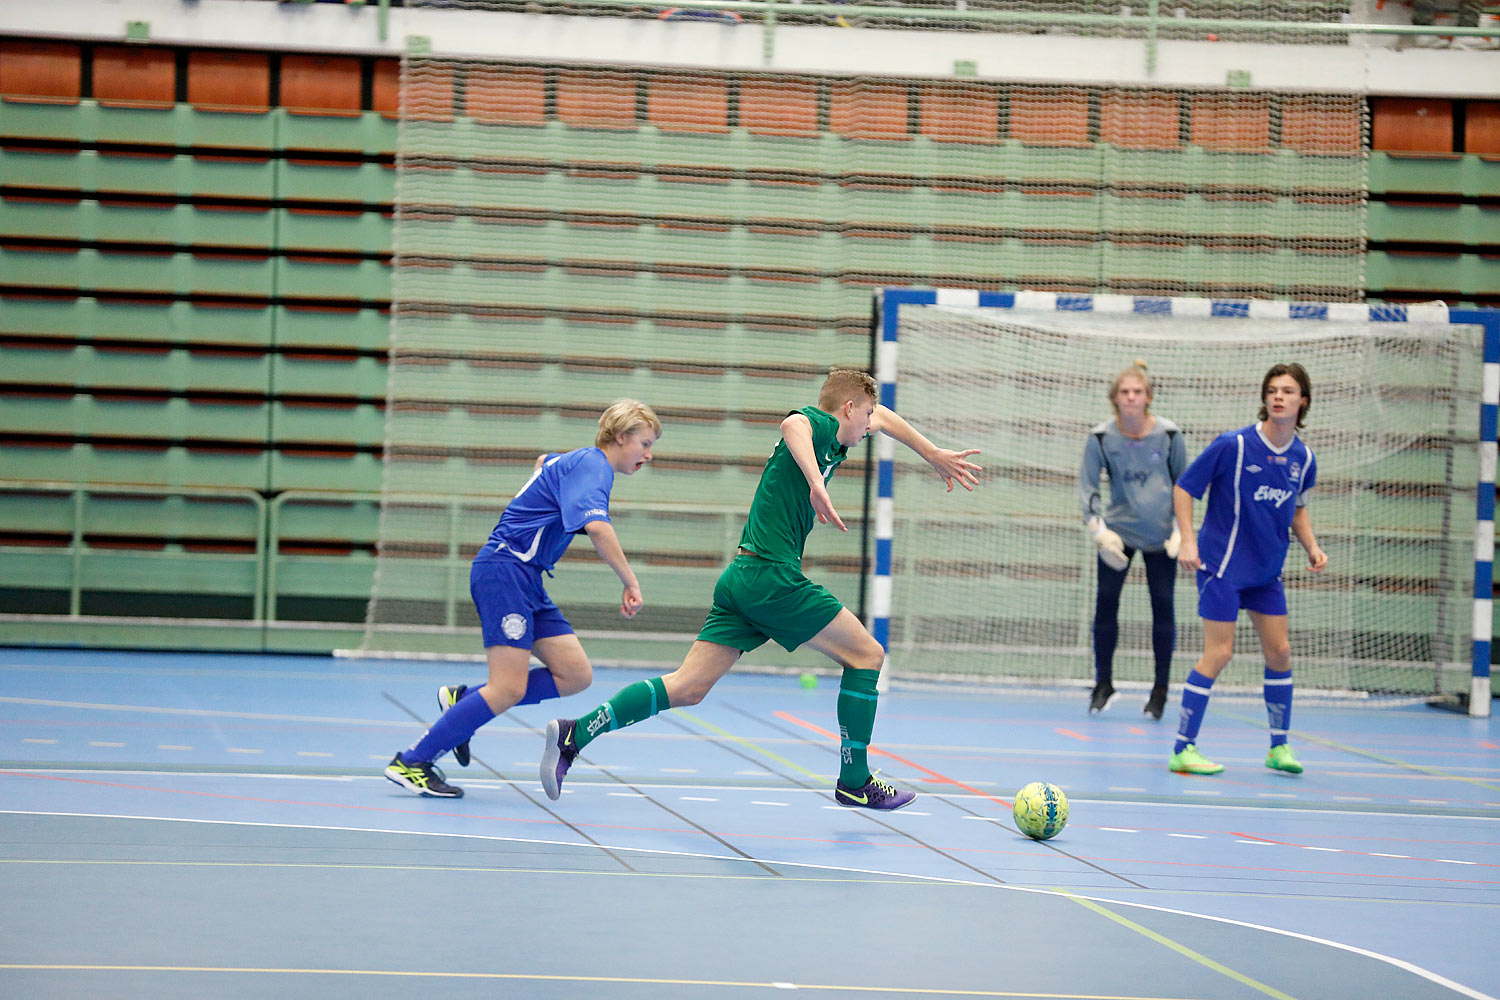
[361,54,1368,663]
[885,304,1480,697]
[404,1,1356,44]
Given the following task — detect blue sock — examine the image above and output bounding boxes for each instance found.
[458,668,560,706]
[1173,669,1215,754]
[404,687,496,764]
[1264,665,1293,748]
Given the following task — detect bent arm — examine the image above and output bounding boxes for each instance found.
[781,413,845,531]
[1079,435,1105,521]
[1291,505,1327,572]
[869,404,981,492]
[584,519,644,617]
[1173,485,1200,571]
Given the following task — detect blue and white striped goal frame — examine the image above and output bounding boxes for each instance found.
[869,289,1498,717]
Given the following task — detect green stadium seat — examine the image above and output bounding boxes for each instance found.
[274,305,390,351]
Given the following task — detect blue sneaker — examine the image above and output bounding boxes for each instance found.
[540,718,579,801]
[437,684,470,766]
[835,771,915,810]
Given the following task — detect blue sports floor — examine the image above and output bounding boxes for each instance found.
[1,648,1497,999]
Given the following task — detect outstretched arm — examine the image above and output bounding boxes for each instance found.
[781,413,846,531]
[869,404,981,492]
[583,520,643,617]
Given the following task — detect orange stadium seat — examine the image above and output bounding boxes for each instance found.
[281,54,362,116]
[556,70,636,129]
[94,46,175,109]
[1371,97,1454,153]
[1467,101,1500,156]
[1010,88,1090,147]
[1280,95,1363,155]
[465,66,547,126]
[647,74,729,134]
[1100,90,1181,150]
[187,51,270,113]
[918,84,1000,144]
[1189,94,1272,152]
[0,40,82,104]
[739,78,819,138]
[828,81,911,141]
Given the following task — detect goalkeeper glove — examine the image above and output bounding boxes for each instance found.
[1087,516,1128,571]
[1165,523,1181,559]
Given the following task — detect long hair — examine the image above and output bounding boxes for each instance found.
[1257,363,1311,429]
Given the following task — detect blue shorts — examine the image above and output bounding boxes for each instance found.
[470,556,574,649]
[1196,569,1287,622]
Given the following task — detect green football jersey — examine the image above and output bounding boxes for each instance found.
[738,406,849,564]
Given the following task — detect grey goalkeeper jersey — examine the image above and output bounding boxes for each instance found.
[1078,416,1187,552]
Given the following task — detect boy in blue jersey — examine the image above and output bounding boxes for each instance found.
[1169,363,1327,776]
[384,399,661,798]
[1079,360,1188,720]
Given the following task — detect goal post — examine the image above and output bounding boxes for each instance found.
[870,288,1497,717]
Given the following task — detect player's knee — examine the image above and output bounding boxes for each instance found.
[850,643,885,674]
[553,661,593,697]
[480,677,525,711]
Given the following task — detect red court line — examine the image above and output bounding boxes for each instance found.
[773,711,1012,807]
[1055,728,1089,742]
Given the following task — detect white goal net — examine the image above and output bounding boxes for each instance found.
[882,298,1482,698]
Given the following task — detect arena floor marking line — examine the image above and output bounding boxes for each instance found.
[668,707,826,782]
[768,711,1154,890]
[1059,893,1299,1000]
[1212,707,1500,794]
[772,710,1013,806]
[0,965,1206,999]
[379,691,654,873]
[0,695,401,728]
[1054,892,1500,1000]
[663,710,1036,887]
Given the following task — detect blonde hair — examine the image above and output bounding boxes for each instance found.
[596,399,662,447]
[1108,359,1153,416]
[818,368,877,413]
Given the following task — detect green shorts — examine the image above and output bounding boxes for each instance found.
[697,554,844,653]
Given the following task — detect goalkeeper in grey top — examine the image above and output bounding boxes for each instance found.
[1078,361,1188,720]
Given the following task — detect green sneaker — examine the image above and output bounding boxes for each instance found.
[1168,743,1224,775]
[1265,744,1303,774]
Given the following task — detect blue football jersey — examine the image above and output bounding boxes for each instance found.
[477,447,615,572]
[1176,424,1316,587]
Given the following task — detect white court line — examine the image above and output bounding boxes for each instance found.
[0,696,404,727]
[0,806,1491,1000]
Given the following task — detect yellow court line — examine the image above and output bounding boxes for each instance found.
[673,707,829,782]
[1059,892,1299,1000]
[1216,708,1500,794]
[0,965,1202,998]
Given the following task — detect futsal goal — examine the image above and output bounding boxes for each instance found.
[870,289,1496,716]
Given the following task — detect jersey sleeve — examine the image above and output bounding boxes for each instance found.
[1296,444,1317,507]
[1078,433,1106,521]
[1175,432,1226,499]
[558,451,614,533]
[1168,428,1188,483]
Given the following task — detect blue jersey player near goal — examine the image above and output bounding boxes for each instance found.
[384,399,662,798]
[1169,363,1327,776]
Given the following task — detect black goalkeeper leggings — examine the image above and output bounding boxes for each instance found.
[1092,546,1176,687]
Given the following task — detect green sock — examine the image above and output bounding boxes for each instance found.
[837,666,880,787]
[574,676,670,751]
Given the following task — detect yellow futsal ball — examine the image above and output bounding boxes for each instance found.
[1012,781,1069,841]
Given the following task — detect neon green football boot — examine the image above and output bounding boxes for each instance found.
[1265,744,1304,774]
[1168,743,1224,775]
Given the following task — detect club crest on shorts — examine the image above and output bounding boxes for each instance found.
[501,613,527,640]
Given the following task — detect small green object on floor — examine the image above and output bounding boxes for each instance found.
[799,673,818,689]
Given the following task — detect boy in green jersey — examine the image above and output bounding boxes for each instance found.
[541,369,981,809]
